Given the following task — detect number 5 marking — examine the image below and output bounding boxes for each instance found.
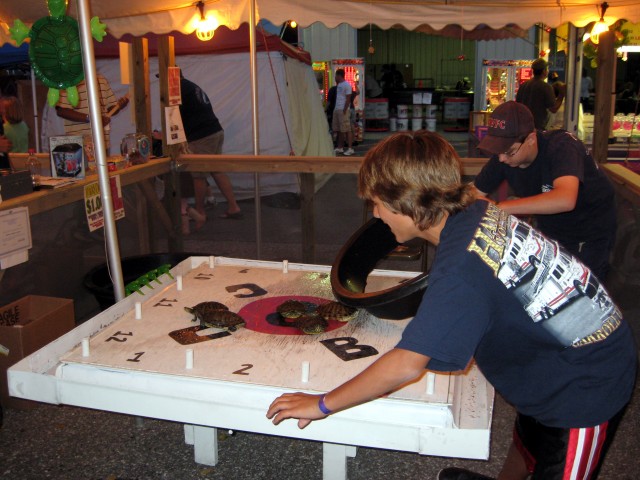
[233,364,253,375]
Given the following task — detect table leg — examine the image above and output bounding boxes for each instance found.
[323,442,355,480]
[184,424,219,466]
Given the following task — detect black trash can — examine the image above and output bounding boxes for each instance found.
[84,252,200,310]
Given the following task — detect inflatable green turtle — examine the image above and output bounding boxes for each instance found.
[9,0,107,107]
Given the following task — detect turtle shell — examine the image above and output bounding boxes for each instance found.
[276,299,308,318]
[316,301,358,322]
[29,15,84,90]
[296,314,328,335]
[185,301,229,322]
[200,310,245,332]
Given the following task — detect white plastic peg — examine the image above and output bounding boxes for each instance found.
[186,349,194,369]
[301,361,310,382]
[134,301,142,320]
[426,372,436,395]
[282,260,289,273]
[177,275,183,291]
[209,256,215,269]
[81,337,90,357]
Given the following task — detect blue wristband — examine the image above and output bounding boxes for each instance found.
[318,394,332,415]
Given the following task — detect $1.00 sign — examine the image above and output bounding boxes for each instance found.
[83,176,125,232]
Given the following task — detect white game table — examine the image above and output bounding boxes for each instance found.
[9,256,494,480]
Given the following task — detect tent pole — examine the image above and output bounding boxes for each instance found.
[77,0,125,301]
[30,68,40,152]
[249,0,262,259]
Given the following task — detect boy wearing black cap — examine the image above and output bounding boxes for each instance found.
[516,58,564,129]
[267,131,636,480]
[474,101,616,280]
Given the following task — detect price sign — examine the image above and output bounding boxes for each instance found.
[83,176,125,232]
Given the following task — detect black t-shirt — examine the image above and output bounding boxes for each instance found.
[0,122,9,170]
[474,130,616,245]
[397,200,637,428]
[179,78,223,143]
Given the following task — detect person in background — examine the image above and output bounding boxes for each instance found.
[55,73,129,152]
[267,130,636,480]
[325,82,338,145]
[546,72,566,130]
[474,101,616,280]
[0,127,11,169]
[364,73,382,99]
[1,96,29,153]
[332,69,354,156]
[516,58,563,130]
[580,68,594,114]
[179,72,242,229]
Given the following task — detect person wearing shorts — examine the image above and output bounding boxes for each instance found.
[266,131,637,480]
[179,72,241,231]
[331,69,355,156]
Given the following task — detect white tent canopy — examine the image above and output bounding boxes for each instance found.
[2,0,640,46]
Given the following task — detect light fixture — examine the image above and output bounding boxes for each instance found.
[589,2,609,45]
[195,1,218,41]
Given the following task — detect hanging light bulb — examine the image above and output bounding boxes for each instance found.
[589,2,609,45]
[195,1,218,41]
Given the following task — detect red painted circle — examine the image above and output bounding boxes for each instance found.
[238,296,347,335]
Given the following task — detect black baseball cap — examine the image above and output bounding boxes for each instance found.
[477,101,535,155]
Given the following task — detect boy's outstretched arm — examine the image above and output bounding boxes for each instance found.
[266,348,430,429]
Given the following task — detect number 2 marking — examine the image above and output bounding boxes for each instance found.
[233,364,253,375]
[127,352,145,363]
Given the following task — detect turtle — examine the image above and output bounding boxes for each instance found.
[295,314,329,335]
[316,301,358,323]
[276,299,308,319]
[9,0,108,107]
[184,302,244,332]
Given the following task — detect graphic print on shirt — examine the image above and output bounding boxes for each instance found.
[468,203,622,347]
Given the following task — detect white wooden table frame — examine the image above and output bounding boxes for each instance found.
[9,256,494,480]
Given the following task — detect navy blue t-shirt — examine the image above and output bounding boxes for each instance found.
[179,78,223,143]
[474,130,616,246]
[397,200,636,428]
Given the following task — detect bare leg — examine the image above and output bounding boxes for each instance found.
[212,172,241,215]
[497,442,530,480]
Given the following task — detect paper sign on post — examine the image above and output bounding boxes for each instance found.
[84,176,125,232]
[168,66,182,106]
[165,106,187,145]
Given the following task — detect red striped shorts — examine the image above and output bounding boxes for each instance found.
[513,408,626,480]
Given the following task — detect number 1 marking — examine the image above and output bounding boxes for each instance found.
[127,352,145,363]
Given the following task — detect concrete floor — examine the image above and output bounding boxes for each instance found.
[1,128,638,480]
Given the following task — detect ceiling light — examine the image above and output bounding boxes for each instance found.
[195,1,218,41]
[589,2,609,45]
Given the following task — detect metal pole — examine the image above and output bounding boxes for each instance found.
[77,0,125,300]
[249,0,262,259]
[29,68,40,152]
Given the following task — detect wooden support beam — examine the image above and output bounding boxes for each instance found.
[157,35,183,252]
[132,37,152,141]
[593,29,616,164]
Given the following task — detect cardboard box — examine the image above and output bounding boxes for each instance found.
[0,296,74,409]
[49,135,85,179]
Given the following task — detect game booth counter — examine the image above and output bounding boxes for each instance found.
[8,256,493,480]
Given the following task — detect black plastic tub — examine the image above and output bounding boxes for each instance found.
[331,218,429,320]
[84,252,200,310]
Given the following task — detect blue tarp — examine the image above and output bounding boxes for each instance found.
[0,42,29,67]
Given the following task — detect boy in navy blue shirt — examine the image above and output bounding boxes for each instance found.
[267,131,636,480]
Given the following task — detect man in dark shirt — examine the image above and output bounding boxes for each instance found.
[179,73,241,228]
[0,123,11,170]
[474,101,616,279]
[516,58,564,129]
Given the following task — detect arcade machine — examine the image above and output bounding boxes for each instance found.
[481,59,534,111]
